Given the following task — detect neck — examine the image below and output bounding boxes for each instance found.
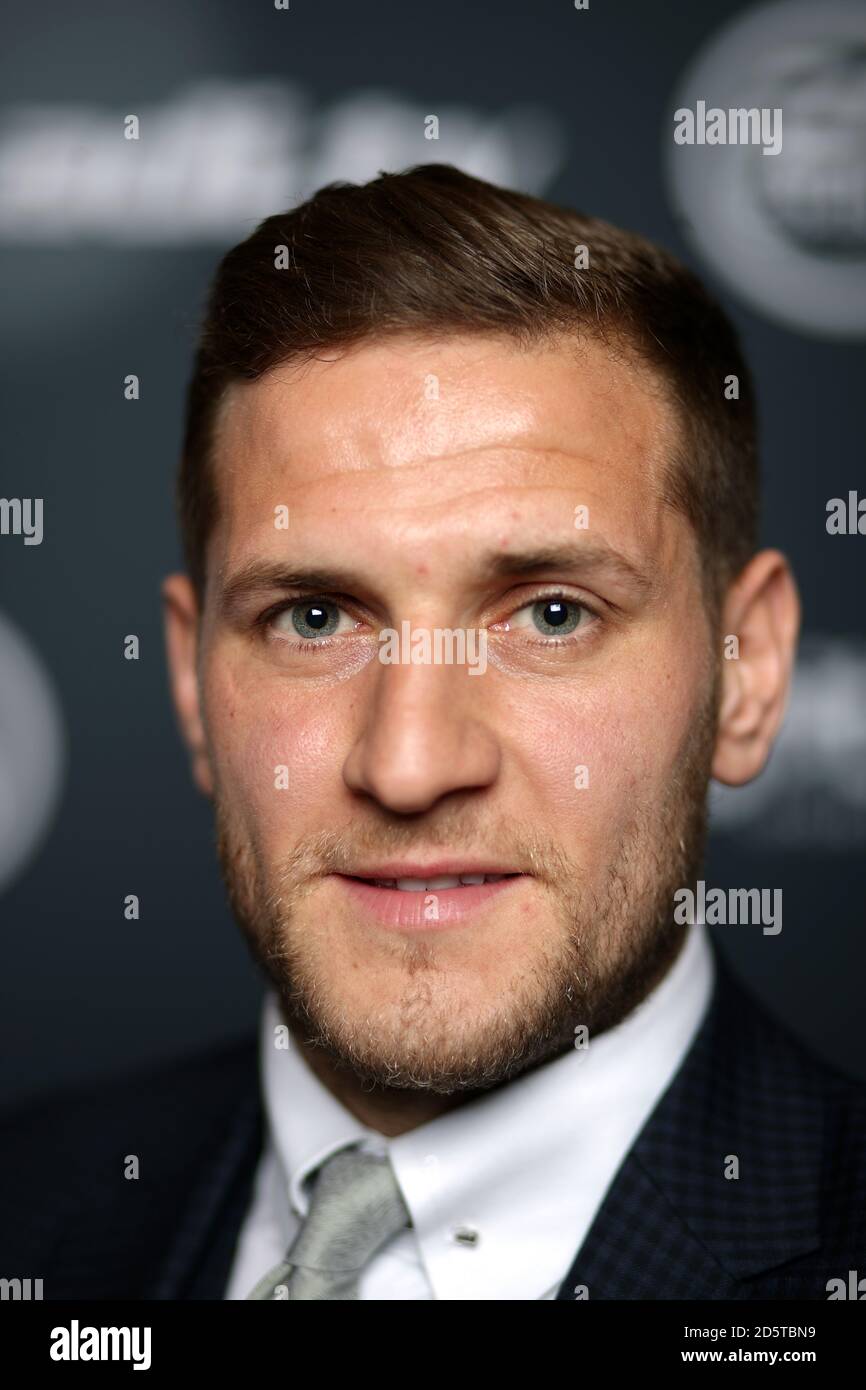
[292,1031,481,1137]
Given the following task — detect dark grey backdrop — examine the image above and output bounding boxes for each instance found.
[1,0,864,1104]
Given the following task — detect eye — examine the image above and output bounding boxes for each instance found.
[271,598,356,641]
[507,595,594,639]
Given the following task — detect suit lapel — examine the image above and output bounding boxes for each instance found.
[148,1066,264,1299]
[555,949,824,1299]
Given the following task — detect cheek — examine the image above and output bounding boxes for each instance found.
[202,656,349,831]
[504,660,696,828]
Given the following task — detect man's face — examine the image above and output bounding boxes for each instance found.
[194,334,719,1093]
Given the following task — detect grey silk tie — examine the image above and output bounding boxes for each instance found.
[246,1144,412,1300]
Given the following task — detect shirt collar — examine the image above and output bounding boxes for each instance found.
[261,1000,384,1221]
[261,921,714,1299]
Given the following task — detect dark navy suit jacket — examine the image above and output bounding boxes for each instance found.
[2,945,864,1300]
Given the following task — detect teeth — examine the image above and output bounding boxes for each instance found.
[365,874,511,892]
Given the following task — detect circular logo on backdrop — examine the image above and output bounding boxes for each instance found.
[0,610,65,894]
[665,0,866,338]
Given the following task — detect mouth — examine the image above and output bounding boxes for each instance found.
[332,865,526,931]
[349,871,515,890]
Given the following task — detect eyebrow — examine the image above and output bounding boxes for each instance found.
[221,562,371,616]
[484,543,654,595]
[220,541,654,615]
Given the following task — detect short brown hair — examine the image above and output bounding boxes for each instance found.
[178,163,758,612]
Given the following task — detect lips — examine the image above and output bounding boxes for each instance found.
[333,868,525,931]
[355,872,513,892]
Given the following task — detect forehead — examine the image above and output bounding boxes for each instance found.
[208,333,683,579]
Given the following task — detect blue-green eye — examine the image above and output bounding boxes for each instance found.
[530,598,580,636]
[497,594,599,643]
[285,600,343,640]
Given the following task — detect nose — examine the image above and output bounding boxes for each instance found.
[342,656,501,815]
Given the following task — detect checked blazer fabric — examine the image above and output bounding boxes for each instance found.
[554,949,866,1300]
[1,941,864,1300]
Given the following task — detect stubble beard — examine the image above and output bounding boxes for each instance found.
[213,678,719,1098]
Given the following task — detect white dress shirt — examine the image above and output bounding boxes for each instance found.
[225,920,714,1301]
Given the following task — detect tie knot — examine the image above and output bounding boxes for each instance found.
[288,1144,411,1278]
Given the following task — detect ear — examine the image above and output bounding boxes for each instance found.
[712,549,800,786]
[162,573,214,798]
